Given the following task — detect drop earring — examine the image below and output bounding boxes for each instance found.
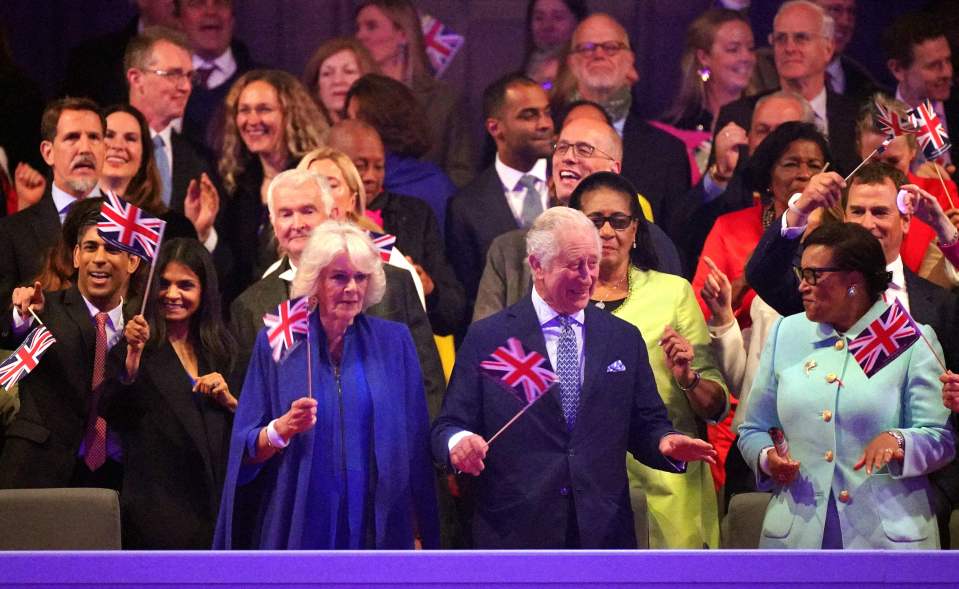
[697,67,711,83]
[846,285,857,298]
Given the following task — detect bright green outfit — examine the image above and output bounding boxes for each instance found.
[610,267,729,548]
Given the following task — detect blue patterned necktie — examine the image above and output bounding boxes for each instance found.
[518,174,543,227]
[153,134,172,206]
[556,314,580,430]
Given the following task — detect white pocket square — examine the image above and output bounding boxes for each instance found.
[607,360,626,373]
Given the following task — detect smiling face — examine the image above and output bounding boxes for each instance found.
[128,39,194,129]
[318,50,362,119]
[489,82,554,165]
[798,243,858,326]
[844,177,907,264]
[531,225,599,315]
[769,139,825,205]
[579,187,637,275]
[355,4,406,66]
[158,260,202,328]
[307,158,356,216]
[41,109,105,197]
[271,181,328,265]
[179,0,234,61]
[892,36,954,103]
[700,20,756,95]
[236,79,287,159]
[73,225,140,311]
[317,252,369,325]
[551,118,621,202]
[102,111,143,186]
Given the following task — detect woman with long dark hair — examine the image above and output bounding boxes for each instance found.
[101,238,238,548]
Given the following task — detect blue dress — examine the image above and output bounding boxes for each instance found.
[213,313,440,549]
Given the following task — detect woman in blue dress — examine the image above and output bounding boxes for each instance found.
[214,221,439,549]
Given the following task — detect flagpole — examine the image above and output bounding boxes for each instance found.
[485,401,536,447]
[306,298,315,400]
[844,137,892,183]
[916,328,948,373]
[933,164,957,209]
[138,221,167,316]
[27,307,44,326]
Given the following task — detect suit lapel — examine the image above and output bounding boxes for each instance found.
[579,305,610,413]
[903,268,938,328]
[507,299,563,418]
[480,168,521,235]
[28,192,61,251]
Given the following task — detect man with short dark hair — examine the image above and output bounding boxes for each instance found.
[446,74,554,316]
[883,12,958,170]
[0,98,105,305]
[0,199,141,490]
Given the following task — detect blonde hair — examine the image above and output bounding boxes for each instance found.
[356,0,430,83]
[292,220,386,311]
[296,146,367,215]
[218,69,329,194]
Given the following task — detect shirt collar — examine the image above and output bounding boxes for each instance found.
[150,124,174,147]
[809,87,827,119]
[894,85,943,112]
[192,47,237,79]
[278,257,298,283]
[887,255,905,290]
[80,294,124,327]
[51,183,81,215]
[494,154,548,191]
[531,286,585,327]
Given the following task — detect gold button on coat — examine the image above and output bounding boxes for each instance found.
[838,490,850,503]
[826,373,838,383]
[822,410,832,422]
[824,450,834,462]
[834,340,845,350]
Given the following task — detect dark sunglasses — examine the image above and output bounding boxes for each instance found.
[587,213,635,231]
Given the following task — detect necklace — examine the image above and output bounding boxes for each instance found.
[593,270,629,309]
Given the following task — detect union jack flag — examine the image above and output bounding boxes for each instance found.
[909,99,952,161]
[874,100,916,138]
[847,300,920,378]
[420,14,464,78]
[369,231,396,262]
[0,326,56,391]
[262,297,310,362]
[480,337,557,404]
[97,192,166,261]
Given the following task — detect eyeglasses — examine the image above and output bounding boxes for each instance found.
[571,41,630,57]
[553,141,616,161]
[587,213,635,231]
[792,265,845,285]
[768,31,824,48]
[142,68,199,85]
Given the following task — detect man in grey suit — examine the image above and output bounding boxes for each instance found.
[229,170,445,418]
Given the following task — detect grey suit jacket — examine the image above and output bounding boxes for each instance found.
[230,258,447,419]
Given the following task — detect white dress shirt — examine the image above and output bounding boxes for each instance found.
[494,155,549,226]
[809,87,829,137]
[192,47,237,90]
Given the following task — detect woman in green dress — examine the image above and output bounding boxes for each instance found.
[569,172,729,548]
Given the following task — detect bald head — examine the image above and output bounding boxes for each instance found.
[567,13,635,103]
[552,117,622,202]
[327,119,386,204]
[749,92,813,153]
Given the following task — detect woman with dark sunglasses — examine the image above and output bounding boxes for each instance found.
[569,171,729,549]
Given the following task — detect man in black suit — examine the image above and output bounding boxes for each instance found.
[0,97,105,306]
[125,27,213,222]
[60,0,179,106]
[177,0,256,150]
[883,12,958,173]
[0,201,140,490]
[714,1,860,176]
[229,170,446,419]
[445,74,554,317]
[431,207,715,548]
[328,120,467,337]
[563,13,690,230]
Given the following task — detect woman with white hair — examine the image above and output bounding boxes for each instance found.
[214,221,440,549]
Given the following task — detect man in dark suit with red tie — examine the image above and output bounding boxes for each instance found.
[432,207,716,549]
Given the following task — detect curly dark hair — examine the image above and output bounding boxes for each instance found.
[743,121,832,197]
[802,222,891,302]
[568,171,660,272]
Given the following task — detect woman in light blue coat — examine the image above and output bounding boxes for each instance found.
[739,223,955,549]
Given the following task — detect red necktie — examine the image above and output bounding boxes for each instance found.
[83,312,109,471]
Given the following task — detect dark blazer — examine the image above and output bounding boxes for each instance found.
[431,297,681,548]
[0,287,129,488]
[713,88,860,176]
[445,166,522,308]
[182,41,257,151]
[370,190,467,336]
[60,17,136,107]
[751,48,883,108]
[0,190,60,306]
[99,342,232,549]
[945,94,959,175]
[169,131,214,215]
[230,259,447,420]
[620,114,692,231]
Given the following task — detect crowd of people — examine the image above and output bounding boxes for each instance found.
[0,0,958,552]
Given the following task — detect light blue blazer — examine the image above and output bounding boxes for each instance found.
[739,300,955,549]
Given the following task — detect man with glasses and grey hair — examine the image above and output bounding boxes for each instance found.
[713,0,859,176]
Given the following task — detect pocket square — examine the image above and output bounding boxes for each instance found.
[607,360,626,373]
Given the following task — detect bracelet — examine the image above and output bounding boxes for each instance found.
[787,192,807,217]
[266,419,290,450]
[885,430,905,451]
[677,370,701,392]
[941,229,959,248]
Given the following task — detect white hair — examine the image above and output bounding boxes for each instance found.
[526,207,600,268]
[291,220,386,311]
[754,90,816,124]
[775,0,835,41]
[266,169,334,219]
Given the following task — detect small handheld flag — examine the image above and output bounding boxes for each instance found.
[368,231,397,262]
[873,100,916,138]
[0,326,56,391]
[910,99,952,161]
[262,297,310,362]
[420,14,464,78]
[480,337,557,404]
[848,300,920,378]
[97,192,166,261]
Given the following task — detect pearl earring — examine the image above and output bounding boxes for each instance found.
[847,285,857,298]
[697,67,711,83]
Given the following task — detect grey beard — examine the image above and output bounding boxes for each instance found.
[571,84,633,124]
[65,177,97,196]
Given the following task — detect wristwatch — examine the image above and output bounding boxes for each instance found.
[886,429,905,451]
